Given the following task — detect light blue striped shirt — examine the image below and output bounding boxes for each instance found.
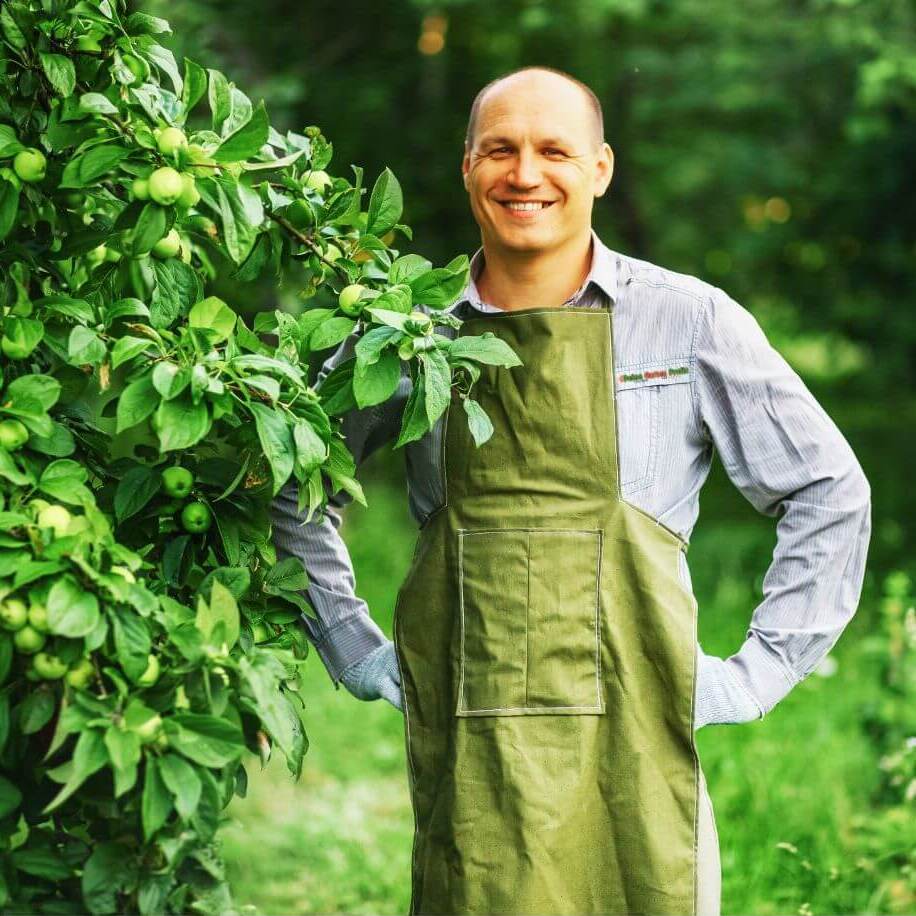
[271,228,872,724]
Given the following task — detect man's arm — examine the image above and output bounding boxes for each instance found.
[271,331,410,688]
[693,288,872,720]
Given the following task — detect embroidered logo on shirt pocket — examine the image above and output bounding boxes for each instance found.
[456,527,604,717]
[616,361,692,496]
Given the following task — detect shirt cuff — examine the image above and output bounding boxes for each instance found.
[724,633,800,716]
[306,613,388,686]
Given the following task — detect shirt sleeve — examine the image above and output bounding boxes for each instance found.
[270,330,410,686]
[693,288,872,717]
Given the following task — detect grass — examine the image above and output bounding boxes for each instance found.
[222,451,892,916]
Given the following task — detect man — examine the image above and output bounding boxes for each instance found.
[271,67,871,916]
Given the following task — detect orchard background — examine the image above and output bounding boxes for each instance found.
[2,0,914,915]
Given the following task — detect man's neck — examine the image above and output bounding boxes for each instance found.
[475,231,594,312]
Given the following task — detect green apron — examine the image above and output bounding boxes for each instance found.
[393,302,702,915]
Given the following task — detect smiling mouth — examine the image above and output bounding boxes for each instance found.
[498,200,556,211]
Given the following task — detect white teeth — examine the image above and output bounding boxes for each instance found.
[504,201,549,211]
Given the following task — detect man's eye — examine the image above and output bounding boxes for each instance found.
[545,149,566,157]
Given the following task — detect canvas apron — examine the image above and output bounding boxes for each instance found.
[393,303,704,915]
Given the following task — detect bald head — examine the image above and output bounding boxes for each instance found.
[465,67,604,153]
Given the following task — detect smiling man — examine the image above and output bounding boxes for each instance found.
[271,66,872,916]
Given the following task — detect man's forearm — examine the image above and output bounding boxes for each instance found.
[271,478,387,686]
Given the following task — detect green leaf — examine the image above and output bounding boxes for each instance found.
[213,100,269,162]
[39,53,75,97]
[104,725,141,775]
[182,58,207,112]
[368,283,412,315]
[462,397,494,447]
[39,459,91,505]
[449,332,524,367]
[316,358,357,417]
[152,361,191,400]
[67,326,106,366]
[0,125,23,159]
[310,316,356,352]
[147,43,183,96]
[188,296,236,342]
[157,754,201,821]
[164,714,245,768]
[214,176,262,264]
[250,403,294,495]
[43,729,108,813]
[127,12,172,34]
[353,349,402,409]
[0,774,21,819]
[59,145,131,188]
[355,325,400,366]
[6,375,60,411]
[366,167,403,237]
[11,847,71,880]
[196,579,239,651]
[150,259,202,329]
[0,5,26,50]
[420,348,452,425]
[208,69,232,133]
[389,254,432,285]
[1,317,43,357]
[26,421,75,458]
[155,395,210,451]
[114,466,161,522]
[142,758,173,840]
[111,336,154,370]
[79,92,119,115]
[131,203,168,257]
[117,373,159,433]
[264,557,309,593]
[293,421,327,478]
[112,608,152,683]
[0,172,20,243]
[81,842,134,915]
[409,256,471,307]
[19,690,55,735]
[395,373,430,448]
[47,575,101,637]
[239,654,304,774]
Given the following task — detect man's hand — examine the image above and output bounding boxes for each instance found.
[339,640,404,712]
[694,647,763,730]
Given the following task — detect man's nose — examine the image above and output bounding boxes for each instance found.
[506,149,543,188]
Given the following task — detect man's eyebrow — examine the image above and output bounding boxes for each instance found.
[478,136,574,147]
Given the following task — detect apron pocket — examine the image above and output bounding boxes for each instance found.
[456,527,605,717]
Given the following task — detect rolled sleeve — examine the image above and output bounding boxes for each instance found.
[694,289,872,716]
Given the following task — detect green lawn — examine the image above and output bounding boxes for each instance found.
[222,453,891,916]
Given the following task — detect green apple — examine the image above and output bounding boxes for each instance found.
[338,283,366,317]
[37,504,72,537]
[13,625,46,655]
[135,713,163,743]
[162,466,194,498]
[177,173,199,208]
[13,148,46,184]
[0,419,29,450]
[151,229,181,259]
[131,177,149,201]
[27,602,49,633]
[304,169,332,193]
[181,502,212,534]
[136,654,160,687]
[33,651,68,680]
[65,657,95,689]
[147,167,183,206]
[157,127,187,156]
[0,598,28,631]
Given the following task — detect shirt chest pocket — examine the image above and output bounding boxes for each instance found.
[615,361,693,497]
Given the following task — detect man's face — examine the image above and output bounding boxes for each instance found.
[461,73,613,255]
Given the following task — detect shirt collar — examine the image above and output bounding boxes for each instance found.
[450,227,619,314]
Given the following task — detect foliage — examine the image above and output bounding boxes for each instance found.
[0,0,521,911]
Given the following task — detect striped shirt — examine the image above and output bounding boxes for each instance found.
[271,228,872,722]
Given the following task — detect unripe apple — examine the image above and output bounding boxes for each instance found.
[147,167,183,206]
[304,169,332,193]
[131,177,149,201]
[338,284,366,317]
[157,127,188,157]
[151,229,181,259]
[13,148,47,184]
[37,504,72,537]
[177,173,200,208]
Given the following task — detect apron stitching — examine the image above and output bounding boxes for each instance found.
[525,529,531,709]
[595,528,604,712]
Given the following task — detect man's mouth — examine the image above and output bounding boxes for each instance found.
[498,200,556,212]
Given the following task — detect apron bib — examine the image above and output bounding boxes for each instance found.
[393,304,702,915]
